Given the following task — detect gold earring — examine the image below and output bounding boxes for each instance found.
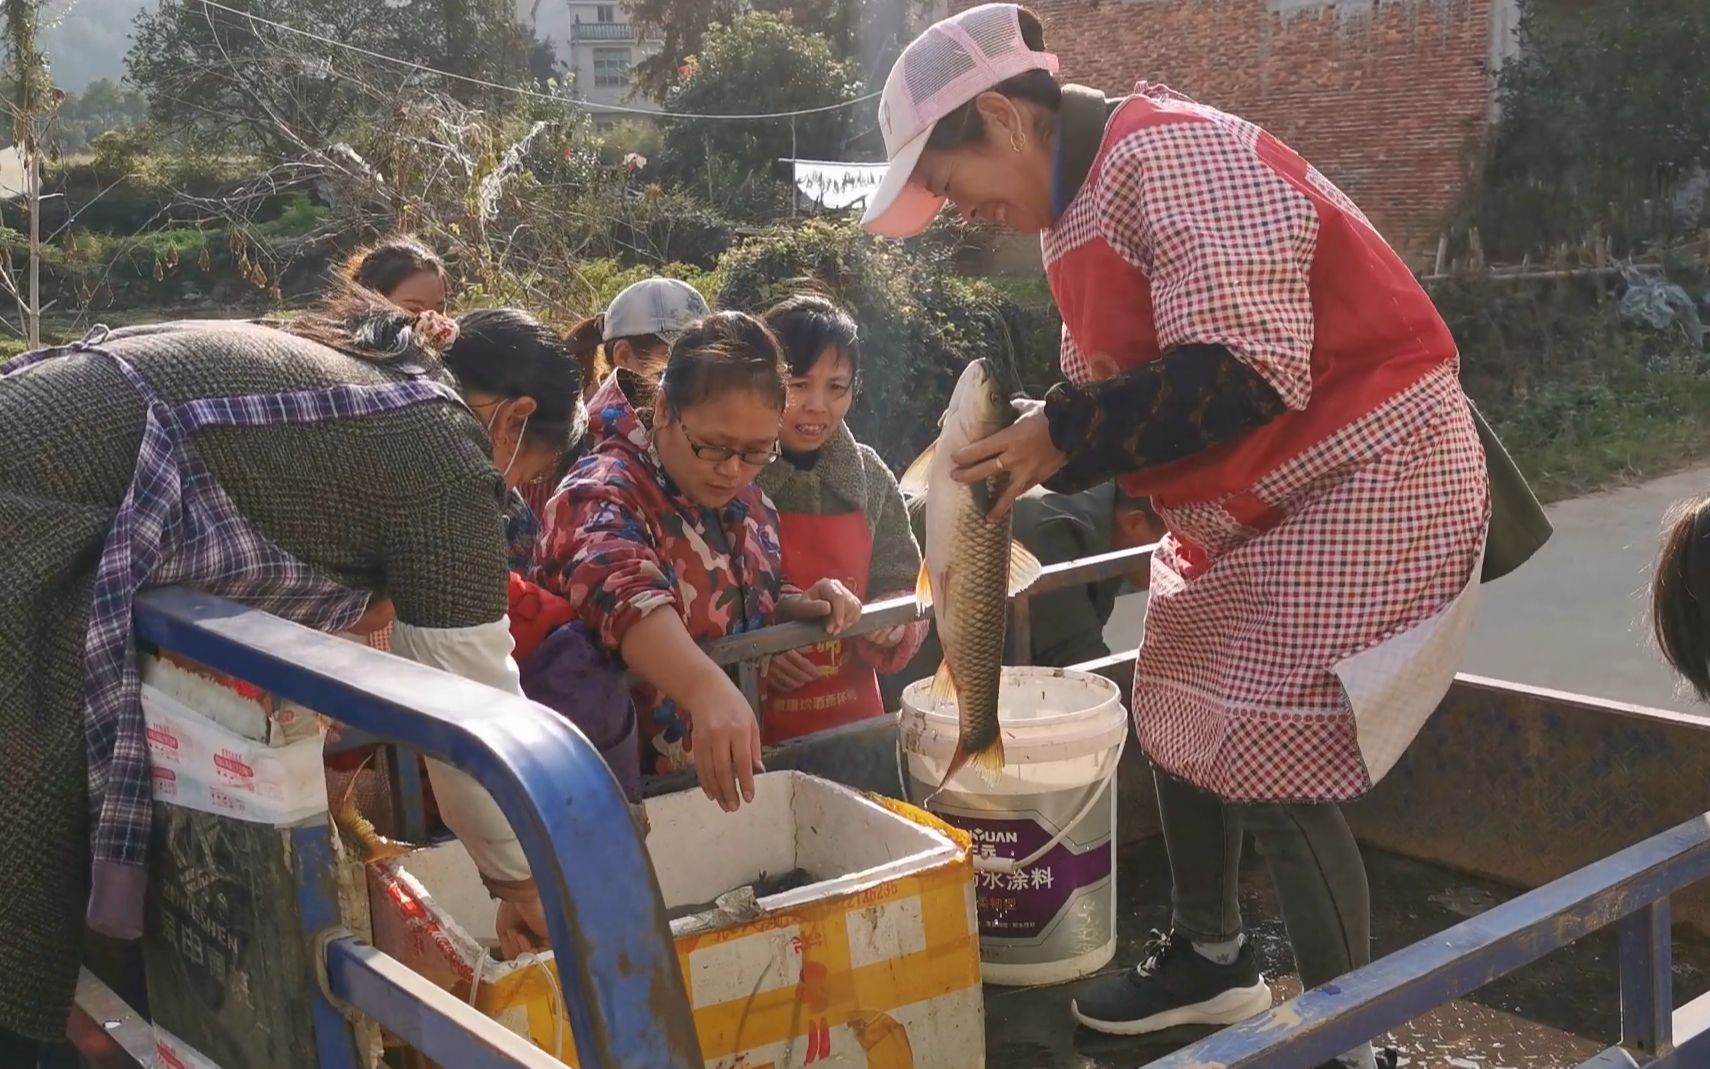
[1011,133,1025,153]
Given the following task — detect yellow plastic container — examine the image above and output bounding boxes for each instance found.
[369,771,985,1067]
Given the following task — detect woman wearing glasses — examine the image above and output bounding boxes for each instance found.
[535,312,861,813]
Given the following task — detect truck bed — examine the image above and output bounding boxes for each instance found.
[986,837,1710,1068]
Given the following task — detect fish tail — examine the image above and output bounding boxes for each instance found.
[931,747,973,799]
[966,735,1007,785]
[928,733,1007,798]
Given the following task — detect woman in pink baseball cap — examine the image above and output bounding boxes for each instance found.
[865,6,1552,1066]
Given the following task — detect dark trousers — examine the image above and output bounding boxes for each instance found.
[1154,768,1372,990]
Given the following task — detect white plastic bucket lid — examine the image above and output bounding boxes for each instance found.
[900,665,1127,765]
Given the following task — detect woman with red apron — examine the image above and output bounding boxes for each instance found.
[863,7,1546,1067]
[756,296,928,742]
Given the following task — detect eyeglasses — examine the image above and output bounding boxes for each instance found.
[679,422,780,467]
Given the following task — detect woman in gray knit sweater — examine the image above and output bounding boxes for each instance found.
[756,296,928,740]
[0,304,580,1057]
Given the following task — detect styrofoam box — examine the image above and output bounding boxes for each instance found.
[372,770,986,1067]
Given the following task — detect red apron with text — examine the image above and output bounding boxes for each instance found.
[762,510,884,743]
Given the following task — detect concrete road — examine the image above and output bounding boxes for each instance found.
[1100,465,1710,713]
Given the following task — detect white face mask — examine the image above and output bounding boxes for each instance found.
[485,402,531,484]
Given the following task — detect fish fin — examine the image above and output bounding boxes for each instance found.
[931,731,1005,797]
[334,751,376,824]
[928,659,958,707]
[966,735,1007,785]
[1007,541,1045,597]
[931,747,971,799]
[914,560,934,610]
[899,438,938,497]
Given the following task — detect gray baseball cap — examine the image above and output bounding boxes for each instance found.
[603,277,711,342]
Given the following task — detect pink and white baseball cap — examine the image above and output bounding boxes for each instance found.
[861,3,1059,238]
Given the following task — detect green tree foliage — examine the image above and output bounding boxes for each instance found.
[3,0,51,131]
[659,13,856,217]
[49,78,146,154]
[624,0,912,102]
[127,0,534,155]
[1471,0,1710,255]
[716,218,1016,470]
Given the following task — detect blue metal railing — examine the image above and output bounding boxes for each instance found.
[133,587,701,1069]
[1155,812,1710,1069]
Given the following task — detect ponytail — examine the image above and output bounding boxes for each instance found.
[566,313,609,397]
[283,284,445,365]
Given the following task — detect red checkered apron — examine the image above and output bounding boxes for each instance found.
[1044,86,1490,803]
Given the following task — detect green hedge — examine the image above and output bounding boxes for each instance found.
[715,219,1019,471]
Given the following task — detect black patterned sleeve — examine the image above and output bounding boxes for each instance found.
[1042,343,1287,494]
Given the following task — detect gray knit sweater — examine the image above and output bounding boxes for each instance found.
[0,321,507,1040]
[756,422,920,598]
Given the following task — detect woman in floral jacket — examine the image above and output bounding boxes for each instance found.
[535,312,860,812]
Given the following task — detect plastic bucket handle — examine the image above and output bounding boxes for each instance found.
[897,732,1126,875]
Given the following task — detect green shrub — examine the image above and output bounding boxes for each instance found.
[602,185,736,269]
[1435,268,1710,500]
[252,193,329,241]
[715,218,1017,471]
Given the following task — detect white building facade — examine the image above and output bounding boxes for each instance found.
[521,0,666,122]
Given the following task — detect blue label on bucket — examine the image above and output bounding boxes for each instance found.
[947,812,1112,940]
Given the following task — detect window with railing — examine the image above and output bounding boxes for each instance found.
[593,47,632,88]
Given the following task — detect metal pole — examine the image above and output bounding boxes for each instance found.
[1619,899,1674,1057]
[26,122,39,348]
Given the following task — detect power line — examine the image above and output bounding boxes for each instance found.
[193,0,882,122]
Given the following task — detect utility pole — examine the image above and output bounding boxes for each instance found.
[3,0,49,347]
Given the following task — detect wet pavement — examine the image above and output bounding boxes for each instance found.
[985,838,1710,1068]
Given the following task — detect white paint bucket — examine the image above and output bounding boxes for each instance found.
[900,666,1127,986]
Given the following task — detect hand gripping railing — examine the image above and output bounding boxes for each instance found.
[133,587,701,1069]
[700,543,1159,706]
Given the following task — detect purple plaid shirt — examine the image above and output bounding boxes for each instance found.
[1,329,467,939]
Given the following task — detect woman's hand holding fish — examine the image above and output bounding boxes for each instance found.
[778,577,863,635]
[765,649,820,691]
[951,399,1067,521]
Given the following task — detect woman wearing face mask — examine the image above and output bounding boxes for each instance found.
[754,295,927,741]
[326,307,584,773]
[858,6,1550,1066]
[536,312,862,813]
[448,312,646,820]
[0,301,583,1060]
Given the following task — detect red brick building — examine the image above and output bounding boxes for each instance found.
[946,0,1518,262]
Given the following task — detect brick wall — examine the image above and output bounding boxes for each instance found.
[950,0,1500,261]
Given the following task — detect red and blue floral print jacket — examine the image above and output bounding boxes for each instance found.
[535,372,789,772]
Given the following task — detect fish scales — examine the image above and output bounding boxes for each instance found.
[943,474,1011,754]
[902,358,1044,793]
